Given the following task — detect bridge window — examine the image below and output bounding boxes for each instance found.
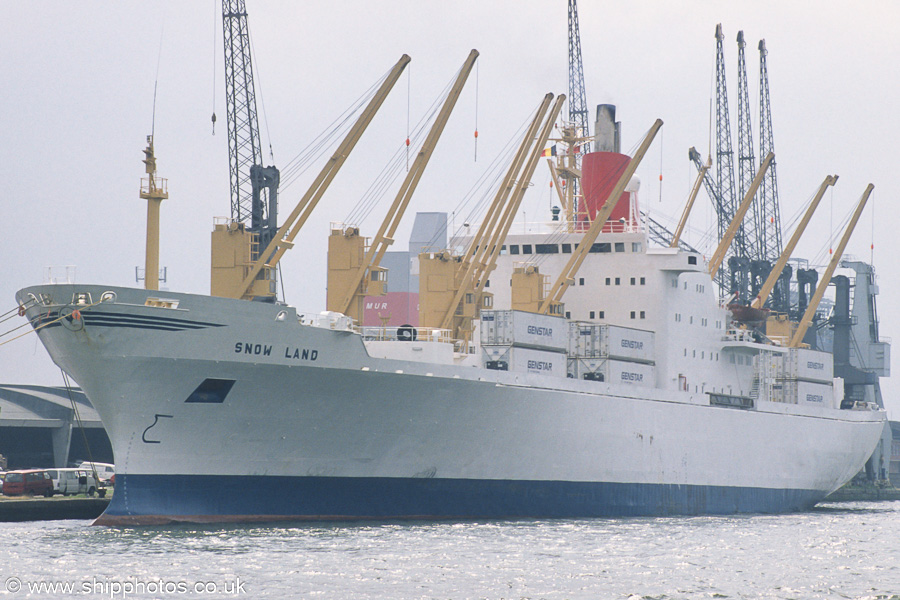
[615,242,625,252]
[590,243,611,253]
[536,244,559,254]
[509,245,520,255]
[522,244,533,255]
[562,244,572,253]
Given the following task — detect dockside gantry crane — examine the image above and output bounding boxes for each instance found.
[714,24,742,260]
[222,0,279,266]
[736,31,759,260]
[568,0,590,157]
[757,39,783,262]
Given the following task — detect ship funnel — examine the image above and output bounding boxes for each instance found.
[594,104,621,153]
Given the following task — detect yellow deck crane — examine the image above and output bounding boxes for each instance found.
[790,184,873,348]
[751,175,838,310]
[327,50,479,323]
[462,95,566,317]
[416,94,564,343]
[415,93,556,335]
[670,153,710,248]
[707,152,775,279]
[211,54,411,300]
[538,119,663,315]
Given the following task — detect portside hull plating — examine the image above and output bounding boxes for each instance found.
[98,474,825,525]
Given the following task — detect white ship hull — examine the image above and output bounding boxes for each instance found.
[17,284,885,525]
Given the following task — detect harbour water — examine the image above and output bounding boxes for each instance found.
[1,501,898,599]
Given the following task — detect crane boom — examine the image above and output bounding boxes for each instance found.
[539,119,663,314]
[233,55,411,300]
[671,154,710,247]
[453,95,554,297]
[567,0,590,153]
[438,94,562,330]
[750,175,837,309]
[471,95,566,298]
[790,184,874,347]
[736,31,762,260]
[714,24,742,257]
[708,152,774,279]
[758,39,783,261]
[334,50,479,317]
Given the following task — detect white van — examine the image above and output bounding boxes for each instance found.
[77,462,115,485]
[46,468,104,497]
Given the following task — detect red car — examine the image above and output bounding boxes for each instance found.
[2,469,53,497]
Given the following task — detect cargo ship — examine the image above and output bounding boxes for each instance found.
[15,104,887,524]
[14,11,889,521]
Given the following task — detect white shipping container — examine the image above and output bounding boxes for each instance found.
[568,357,656,387]
[480,310,568,351]
[781,348,833,383]
[482,345,566,377]
[605,325,655,363]
[774,379,835,407]
[567,323,655,364]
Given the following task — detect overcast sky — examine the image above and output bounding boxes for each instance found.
[2,1,898,416]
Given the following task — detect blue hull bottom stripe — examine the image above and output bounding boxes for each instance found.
[98,474,825,524]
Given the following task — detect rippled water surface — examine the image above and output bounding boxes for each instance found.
[1,501,899,599]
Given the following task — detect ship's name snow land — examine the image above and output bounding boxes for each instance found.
[233,342,319,361]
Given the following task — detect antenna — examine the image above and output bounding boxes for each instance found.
[152,27,164,137]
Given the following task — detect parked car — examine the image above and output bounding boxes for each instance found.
[2,469,53,497]
[46,468,104,497]
[77,462,115,485]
